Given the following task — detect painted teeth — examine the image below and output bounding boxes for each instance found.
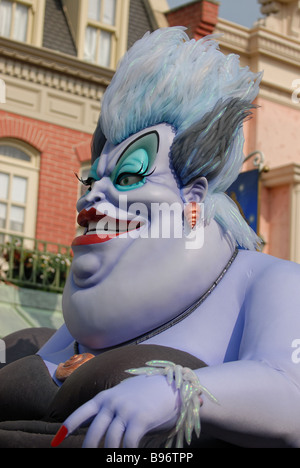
[86,219,141,234]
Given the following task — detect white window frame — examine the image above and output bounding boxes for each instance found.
[0,0,33,42]
[76,0,129,69]
[0,0,46,46]
[0,138,40,241]
[84,0,118,68]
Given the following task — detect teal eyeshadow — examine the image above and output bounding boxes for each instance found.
[111,132,159,191]
[88,157,100,181]
[113,149,149,191]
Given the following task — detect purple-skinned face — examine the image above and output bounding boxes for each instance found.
[62,123,226,349]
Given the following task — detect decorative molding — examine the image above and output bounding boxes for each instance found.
[260,162,300,263]
[74,139,92,163]
[258,80,300,112]
[0,116,48,152]
[214,19,253,55]
[0,61,105,103]
[0,37,112,133]
[261,163,300,187]
[0,37,113,97]
[251,28,300,66]
[216,19,300,66]
[259,0,281,15]
[215,19,300,108]
[258,0,300,39]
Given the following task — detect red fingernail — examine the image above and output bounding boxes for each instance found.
[51,425,68,447]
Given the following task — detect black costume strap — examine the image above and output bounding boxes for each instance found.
[75,248,238,354]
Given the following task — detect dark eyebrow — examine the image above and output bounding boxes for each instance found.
[116,130,160,166]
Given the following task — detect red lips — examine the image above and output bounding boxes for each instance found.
[77,207,104,228]
[72,207,141,246]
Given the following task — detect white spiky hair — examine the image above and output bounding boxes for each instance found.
[100,27,261,143]
[99,27,263,250]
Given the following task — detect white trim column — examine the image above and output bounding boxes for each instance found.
[262,163,300,262]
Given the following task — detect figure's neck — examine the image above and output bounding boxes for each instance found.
[175,218,236,297]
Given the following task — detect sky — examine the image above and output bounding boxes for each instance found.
[167,0,264,29]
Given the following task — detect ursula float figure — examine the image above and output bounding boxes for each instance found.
[1,27,300,449]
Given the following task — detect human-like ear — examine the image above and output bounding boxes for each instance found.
[181,177,208,230]
[181,176,208,204]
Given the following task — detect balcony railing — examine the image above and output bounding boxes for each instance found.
[0,235,73,293]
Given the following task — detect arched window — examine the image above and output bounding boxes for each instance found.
[0,144,31,162]
[0,139,40,243]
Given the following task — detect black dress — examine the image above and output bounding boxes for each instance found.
[0,327,223,448]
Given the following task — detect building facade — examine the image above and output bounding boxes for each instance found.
[0,0,156,249]
[215,0,300,262]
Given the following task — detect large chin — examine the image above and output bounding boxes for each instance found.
[63,230,154,348]
[70,222,148,290]
[62,275,126,349]
[62,235,190,350]
[62,262,160,350]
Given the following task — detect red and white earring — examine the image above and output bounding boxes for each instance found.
[184,202,201,230]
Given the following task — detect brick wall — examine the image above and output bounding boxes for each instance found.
[0,111,92,246]
[166,0,219,40]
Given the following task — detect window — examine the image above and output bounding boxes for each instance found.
[63,0,129,69]
[0,140,39,243]
[0,0,33,42]
[84,0,118,68]
[0,144,30,162]
[0,172,27,232]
